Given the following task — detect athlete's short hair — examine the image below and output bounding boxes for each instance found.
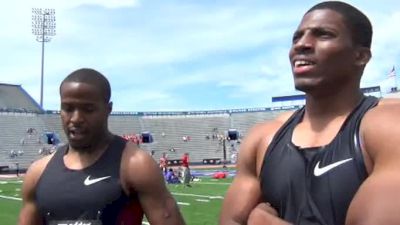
[306,1,372,48]
[60,68,111,103]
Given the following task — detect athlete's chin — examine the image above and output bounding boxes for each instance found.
[294,83,313,93]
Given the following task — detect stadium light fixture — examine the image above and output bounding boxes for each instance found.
[32,8,56,108]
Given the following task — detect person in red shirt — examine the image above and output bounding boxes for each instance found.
[159,152,168,174]
[182,153,191,187]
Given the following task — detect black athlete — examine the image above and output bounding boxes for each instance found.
[19,68,186,225]
[220,1,400,225]
[259,96,378,225]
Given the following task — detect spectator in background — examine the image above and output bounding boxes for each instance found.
[176,166,183,179]
[182,152,191,187]
[165,168,180,184]
[16,162,20,177]
[159,152,168,174]
[27,128,37,136]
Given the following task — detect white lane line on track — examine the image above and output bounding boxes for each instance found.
[194,182,231,185]
[172,192,223,199]
[195,199,210,202]
[0,180,23,184]
[0,195,22,201]
[177,202,190,205]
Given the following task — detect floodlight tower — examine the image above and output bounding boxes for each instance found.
[32,8,56,108]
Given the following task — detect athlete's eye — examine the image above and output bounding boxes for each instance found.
[83,107,95,113]
[313,28,335,39]
[61,104,74,113]
[292,31,303,44]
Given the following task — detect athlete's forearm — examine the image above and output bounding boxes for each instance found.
[247,205,292,225]
[248,214,292,225]
[219,217,246,225]
[269,216,293,225]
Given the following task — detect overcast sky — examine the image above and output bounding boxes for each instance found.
[0,0,399,112]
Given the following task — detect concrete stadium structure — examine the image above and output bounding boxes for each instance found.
[0,83,394,172]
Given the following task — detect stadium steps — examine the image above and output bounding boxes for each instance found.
[0,113,49,168]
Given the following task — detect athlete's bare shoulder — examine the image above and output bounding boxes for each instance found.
[378,97,400,105]
[21,152,55,211]
[26,153,54,180]
[121,141,146,170]
[359,98,400,166]
[275,110,295,123]
[363,97,400,121]
[120,141,159,193]
[238,110,295,173]
[121,141,148,162]
[249,110,295,138]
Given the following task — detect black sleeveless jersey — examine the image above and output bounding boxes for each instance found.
[35,135,144,225]
[260,96,379,225]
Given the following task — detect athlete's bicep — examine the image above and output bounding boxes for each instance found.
[219,124,272,225]
[123,148,185,225]
[219,173,263,225]
[138,182,184,225]
[18,162,43,225]
[346,172,400,225]
[19,201,41,225]
[347,105,400,224]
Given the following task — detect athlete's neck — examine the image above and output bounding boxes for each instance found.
[304,90,363,121]
[65,132,114,170]
[72,132,113,154]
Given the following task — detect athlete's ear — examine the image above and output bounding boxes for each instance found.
[354,47,371,67]
[107,101,113,114]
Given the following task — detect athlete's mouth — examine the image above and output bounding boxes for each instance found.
[68,128,86,137]
[294,59,315,68]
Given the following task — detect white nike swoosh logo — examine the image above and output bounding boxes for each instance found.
[314,158,353,177]
[84,175,111,186]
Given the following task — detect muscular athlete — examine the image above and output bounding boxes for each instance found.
[19,68,186,225]
[220,1,400,225]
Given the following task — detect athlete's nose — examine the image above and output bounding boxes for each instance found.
[70,109,84,124]
[292,32,314,54]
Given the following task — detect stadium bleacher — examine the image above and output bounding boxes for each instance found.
[2,82,390,172]
[0,83,43,113]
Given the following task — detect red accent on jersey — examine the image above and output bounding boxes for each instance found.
[116,195,144,225]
